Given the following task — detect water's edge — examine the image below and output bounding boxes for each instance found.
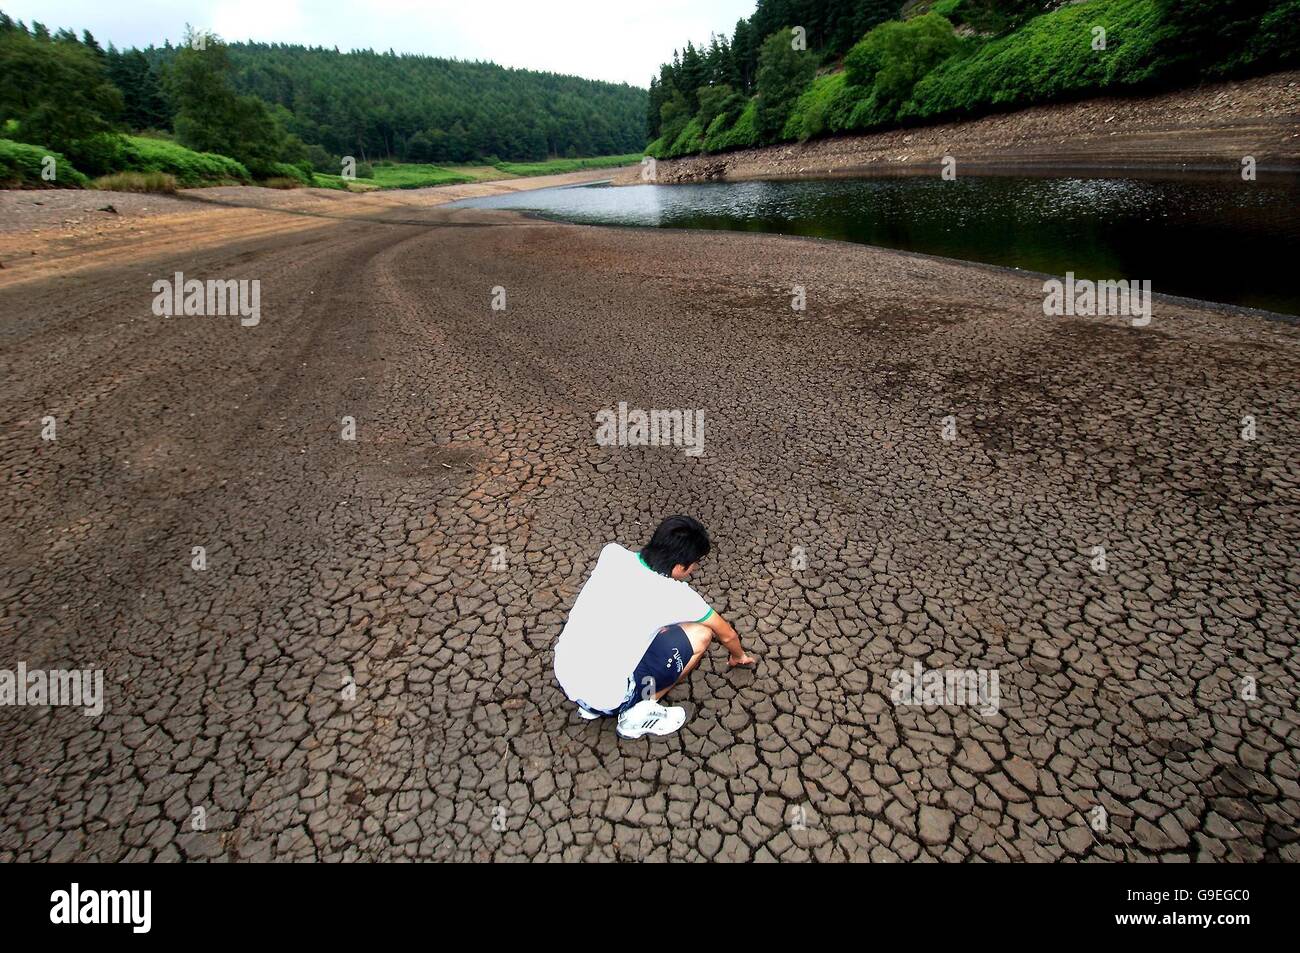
[452,175,1300,319]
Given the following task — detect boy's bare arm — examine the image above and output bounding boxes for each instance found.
[704,611,755,667]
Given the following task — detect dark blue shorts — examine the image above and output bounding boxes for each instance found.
[618,623,694,713]
[577,621,696,717]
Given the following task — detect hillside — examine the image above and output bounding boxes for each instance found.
[626,69,1300,183]
[645,0,1299,159]
[167,42,647,164]
[0,10,646,176]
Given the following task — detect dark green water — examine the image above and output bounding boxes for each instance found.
[448,174,1300,316]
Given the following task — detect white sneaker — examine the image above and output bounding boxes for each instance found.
[616,699,687,739]
[577,705,602,721]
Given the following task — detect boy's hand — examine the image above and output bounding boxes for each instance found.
[703,612,753,668]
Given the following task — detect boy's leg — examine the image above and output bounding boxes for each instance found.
[614,623,711,739]
[621,622,713,710]
[654,622,711,699]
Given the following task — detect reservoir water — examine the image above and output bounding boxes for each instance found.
[448,173,1300,316]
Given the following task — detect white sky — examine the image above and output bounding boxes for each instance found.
[3,0,757,87]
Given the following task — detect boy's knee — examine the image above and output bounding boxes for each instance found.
[678,622,712,655]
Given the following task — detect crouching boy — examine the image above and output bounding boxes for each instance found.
[553,515,754,739]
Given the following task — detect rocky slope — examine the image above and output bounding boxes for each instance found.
[618,70,1300,184]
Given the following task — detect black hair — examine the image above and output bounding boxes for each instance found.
[640,515,710,576]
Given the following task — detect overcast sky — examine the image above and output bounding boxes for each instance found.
[3,0,757,87]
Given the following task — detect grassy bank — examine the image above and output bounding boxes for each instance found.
[2,140,641,193]
[0,139,90,188]
[347,162,478,189]
[114,136,251,186]
[493,153,643,176]
[1,134,252,189]
[314,154,642,191]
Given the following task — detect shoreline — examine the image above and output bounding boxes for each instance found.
[510,209,1300,326]
[0,167,626,285]
[615,70,1300,186]
[5,162,1295,323]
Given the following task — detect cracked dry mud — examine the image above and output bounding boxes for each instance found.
[1,190,1297,862]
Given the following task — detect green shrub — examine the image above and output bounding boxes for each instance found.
[656,92,694,154]
[0,138,90,187]
[117,135,250,185]
[62,133,127,177]
[844,13,961,112]
[700,113,731,153]
[930,0,965,19]
[643,135,668,159]
[665,117,706,158]
[903,0,1297,124]
[0,134,251,189]
[310,173,350,191]
[702,100,761,152]
[92,171,177,193]
[247,160,311,184]
[696,84,745,132]
[783,72,861,140]
[844,88,897,132]
[731,100,761,148]
[304,142,338,174]
[905,0,1169,119]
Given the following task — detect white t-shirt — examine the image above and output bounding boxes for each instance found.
[553,543,713,711]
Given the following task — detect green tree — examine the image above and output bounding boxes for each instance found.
[0,22,121,150]
[696,83,743,131]
[164,29,304,176]
[107,48,169,130]
[677,41,707,110]
[731,19,756,92]
[657,90,693,149]
[646,75,666,139]
[754,29,815,140]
